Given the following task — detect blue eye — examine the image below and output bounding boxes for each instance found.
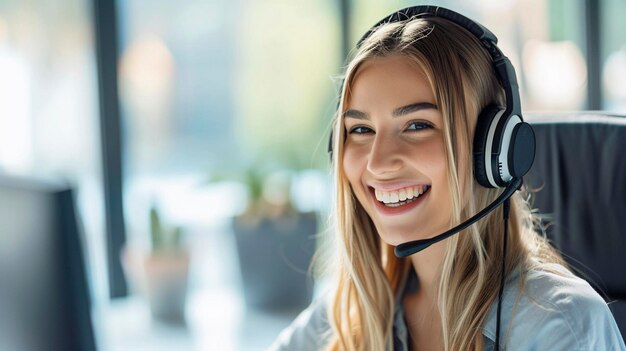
[406,121,433,131]
[349,126,374,134]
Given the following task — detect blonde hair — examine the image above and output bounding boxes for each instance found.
[323,17,566,350]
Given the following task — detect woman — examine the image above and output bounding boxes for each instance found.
[270,6,625,351]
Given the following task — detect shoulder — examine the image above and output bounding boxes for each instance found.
[484,263,626,350]
[268,295,333,351]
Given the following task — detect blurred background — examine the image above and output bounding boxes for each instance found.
[0,0,625,350]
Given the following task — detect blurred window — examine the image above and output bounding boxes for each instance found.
[117,0,339,254]
[0,1,107,302]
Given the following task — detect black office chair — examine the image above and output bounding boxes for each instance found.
[525,112,626,339]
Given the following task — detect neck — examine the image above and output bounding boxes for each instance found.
[404,241,446,351]
[407,239,447,300]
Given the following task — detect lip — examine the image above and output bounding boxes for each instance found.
[368,186,430,216]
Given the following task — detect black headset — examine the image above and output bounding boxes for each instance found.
[328,5,535,189]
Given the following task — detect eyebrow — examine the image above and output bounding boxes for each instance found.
[343,102,437,120]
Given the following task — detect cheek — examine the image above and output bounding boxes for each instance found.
[413,138,449,181]
[419,137,470,210]
[342,145,365,187]
[342,145,375,210]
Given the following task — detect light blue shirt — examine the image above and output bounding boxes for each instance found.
[270,263,626,350]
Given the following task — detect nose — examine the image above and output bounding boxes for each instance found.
[367,133,403,176]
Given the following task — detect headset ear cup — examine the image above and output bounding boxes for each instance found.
[473,104,503,188]
[509,122,535,178]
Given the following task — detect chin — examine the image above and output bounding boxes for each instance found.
[376,222,447,247]
[377,227,428,247]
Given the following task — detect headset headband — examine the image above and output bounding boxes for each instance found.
[357,6,498,47]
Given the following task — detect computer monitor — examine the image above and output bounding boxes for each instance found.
[0,175,96,351]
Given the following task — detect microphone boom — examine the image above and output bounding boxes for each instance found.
[394,177,522,257]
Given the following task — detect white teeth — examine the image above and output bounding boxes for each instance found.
[405,187,414,199]
[374,185,429,204]
[398,188,407,201]
[390,192,399,203]
[381,191,390,203]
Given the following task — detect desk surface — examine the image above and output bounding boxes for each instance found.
[92,222,321,351]
[94,287,300,351]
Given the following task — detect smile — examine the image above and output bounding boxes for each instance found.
[374,185,430,206]
[369,185,431,215]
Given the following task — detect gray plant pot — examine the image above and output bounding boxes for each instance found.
[121,247,190,324]
[233,212,317,311]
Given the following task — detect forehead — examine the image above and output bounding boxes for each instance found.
[346,55,435,112]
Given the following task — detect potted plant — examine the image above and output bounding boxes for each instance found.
[122,205,190,324]
[232,168,318,311]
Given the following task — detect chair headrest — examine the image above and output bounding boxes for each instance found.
[525,112,626,298]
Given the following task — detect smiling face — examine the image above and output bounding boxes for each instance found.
[342,55,467,246]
